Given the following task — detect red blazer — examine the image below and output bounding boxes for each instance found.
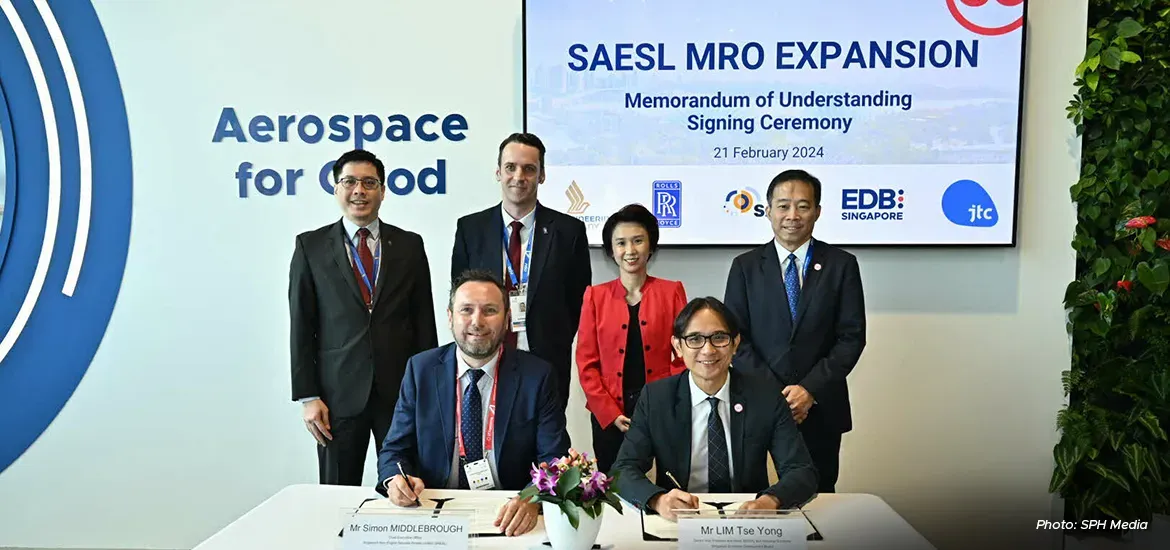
[576,276,688,428]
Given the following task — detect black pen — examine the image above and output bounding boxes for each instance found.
[397,462,421,506]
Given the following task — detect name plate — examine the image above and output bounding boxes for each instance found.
[678,517,807,550]
[343,512,469,549]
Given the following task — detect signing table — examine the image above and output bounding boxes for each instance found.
[192,485,935,550]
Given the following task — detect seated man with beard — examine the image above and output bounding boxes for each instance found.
[377,269,570,536]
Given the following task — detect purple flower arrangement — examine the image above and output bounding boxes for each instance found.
[517,448,623,529]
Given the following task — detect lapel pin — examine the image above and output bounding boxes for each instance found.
[814,263,822,271]
[542,227,548,234]
[734,403,743,413]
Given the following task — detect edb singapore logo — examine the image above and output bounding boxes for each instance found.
[841,188,905,221]
[0,1,132,474]
[942,179,998,227]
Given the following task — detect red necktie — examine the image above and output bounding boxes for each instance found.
[505,220,523,349]
[353,227,375,309]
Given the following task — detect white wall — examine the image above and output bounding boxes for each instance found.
[0,1,1081,549]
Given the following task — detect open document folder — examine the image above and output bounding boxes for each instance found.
[340,492,516,538]
[640,498,823,541]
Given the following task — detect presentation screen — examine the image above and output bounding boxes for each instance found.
[524,0,1025,246]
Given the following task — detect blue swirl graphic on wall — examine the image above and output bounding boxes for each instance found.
[0,0,132,474]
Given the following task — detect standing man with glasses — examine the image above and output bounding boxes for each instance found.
[290,149,438,486]
[451,132,591,414]
[723,169,866,494]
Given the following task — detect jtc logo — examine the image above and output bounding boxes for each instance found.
[947,0,1024,36]
[841,189,905,221]
[723,187,766,217]
[942,179,999,227]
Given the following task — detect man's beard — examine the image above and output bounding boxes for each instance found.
[456,331,502,359]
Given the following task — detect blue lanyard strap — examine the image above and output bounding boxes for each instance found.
[502,221,534,286]
[344,231,381,303]
[801,239,814,280]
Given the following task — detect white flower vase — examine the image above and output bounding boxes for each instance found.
[542,501,603,550]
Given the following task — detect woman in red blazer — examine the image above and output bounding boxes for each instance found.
[576,204,688,472]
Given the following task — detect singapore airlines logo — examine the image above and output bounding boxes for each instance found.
[566,180,591,215]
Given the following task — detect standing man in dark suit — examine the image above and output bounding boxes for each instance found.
[289,149,438,486]
[613,297,817,520]
[451,132,592,413]
[724,169,866,494]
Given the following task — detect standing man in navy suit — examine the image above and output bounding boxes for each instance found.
[451,132,592,414]
[377,269,570,537]
[289,149,438,486]
[723,169,866,493]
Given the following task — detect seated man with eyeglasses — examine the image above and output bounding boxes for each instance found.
[612,297,818,521]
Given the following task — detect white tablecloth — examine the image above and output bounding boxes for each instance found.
[192,484,935,549]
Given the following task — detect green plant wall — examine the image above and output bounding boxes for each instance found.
[1052,0,1170,525]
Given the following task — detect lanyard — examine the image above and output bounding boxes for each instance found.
[344,230,381,305]
[801,239,814,280]
[502,221,534,287]
[455,348,502,458]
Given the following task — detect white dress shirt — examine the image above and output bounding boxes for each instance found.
[446,351,500,489]
[300,219,382,404]
[686,373,736,492]
[774,237,811,288]
[502,204,537,352]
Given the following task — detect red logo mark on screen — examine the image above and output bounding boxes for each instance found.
[948,0,1024,36]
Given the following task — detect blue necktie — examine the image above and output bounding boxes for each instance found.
[784,253,800,321]
[706,396,732,493]
[459,369,486,489]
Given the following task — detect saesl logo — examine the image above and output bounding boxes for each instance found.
[941,179,998,227]
[723,187,766,217]
[840,188,904,221]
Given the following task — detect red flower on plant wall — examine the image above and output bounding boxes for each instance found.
[1117,280,1134,292]
[1125,216,1157,229]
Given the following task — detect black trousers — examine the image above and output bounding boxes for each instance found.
[317,385,394,486]
[590,414,628,474]
[798,410,842,493]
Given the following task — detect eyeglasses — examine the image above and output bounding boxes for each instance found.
[337,176,382,190]
[681,332,733,349]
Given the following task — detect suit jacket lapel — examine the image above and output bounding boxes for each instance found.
[437,347,457,482]
[526,204,553,301]
[792,239,824,334]
[758,243,794,338]
[492,349,520,466]
[328,221,366,308]
[485,206,506,280]
[728,371,746,493]
[672,376,693,489]
[371,221,402,309]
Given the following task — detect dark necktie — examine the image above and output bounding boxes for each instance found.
[353,228,375,308]
[505,220,523,350]
[458,369,486,489]
[706,396,732,493]
[784,253,800,321]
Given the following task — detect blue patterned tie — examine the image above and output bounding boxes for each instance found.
[459,369,486,489]
[706,396,731,493]
[784,253,800,321]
